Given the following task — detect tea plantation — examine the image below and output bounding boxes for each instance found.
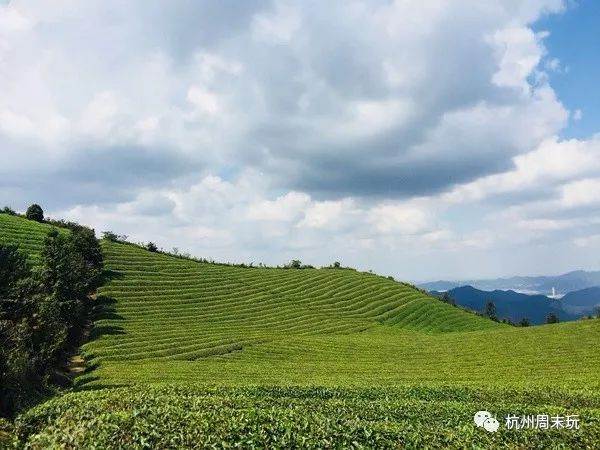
[1,213,599,448]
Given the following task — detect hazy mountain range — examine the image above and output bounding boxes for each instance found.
[419,270,600,296]
[430,285,600,325]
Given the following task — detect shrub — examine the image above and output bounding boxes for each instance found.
[440,292,455,305]
[25,204,44,222]
[0,226,104,417]
[146,242,158,252]
[102,231,128,242]
[484,301,497,321]
[546,313,559,324]
[519,317,530,327]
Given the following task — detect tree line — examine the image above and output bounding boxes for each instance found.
[0,206,103,417]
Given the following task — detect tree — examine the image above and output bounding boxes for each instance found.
[519,317,530,327]
[441,292,455,305]
[101,231,119,242]
[102,231,128,242]
[0,244,56,416]
[146,242,158,252]
[0,224,103,418]
[484,301,497,321]
[25,204,44,222]
[546,312,559,324]
[333,261,341,268]
[286,260,302,269]
[71,226,104,289]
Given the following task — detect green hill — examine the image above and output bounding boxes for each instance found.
[2,213,599,448]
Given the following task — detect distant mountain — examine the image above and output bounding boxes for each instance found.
[560,287,600,315]
[432,286,576,325]
[420,270,600,296]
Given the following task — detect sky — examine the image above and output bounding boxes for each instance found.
[1,0,599,282]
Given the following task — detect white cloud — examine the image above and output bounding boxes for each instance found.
[247,192,310,222]
[187,86,221,116]
[252,1,301,43]
[490,27,545,92]
[5,0,600,280]
[559,178,600,208]
[368,204,431,235]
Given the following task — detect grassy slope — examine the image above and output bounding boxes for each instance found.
[82,240,501,382]
[0,213,66,262]
[2,213,600,447]
[1,212,599,389]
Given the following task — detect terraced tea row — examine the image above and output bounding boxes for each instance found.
[0,214,61,262]
[12,385,600,448]
[87,318,600,389]
[85,240,499,364]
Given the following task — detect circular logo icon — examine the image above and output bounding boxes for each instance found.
[474,411,492,428]
[483,417,500,432]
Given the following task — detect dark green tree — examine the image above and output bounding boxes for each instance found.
[519,317,530,327]
[441,292,455,305]
[146,242,158,252]
[1,225,103,417]
[25,204,44,222]
[71,226,104,289]
[546,313,559,324]
[484,301,497,321]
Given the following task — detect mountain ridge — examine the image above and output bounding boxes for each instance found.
[420,270,600,296]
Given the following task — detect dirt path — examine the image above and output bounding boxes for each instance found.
[67,355,86,375]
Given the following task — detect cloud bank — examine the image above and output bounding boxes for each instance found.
[1,0,598,280]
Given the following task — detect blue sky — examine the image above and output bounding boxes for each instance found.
[536,0,600,138]
[1,1,599,281]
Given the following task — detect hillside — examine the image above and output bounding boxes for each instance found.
[3,213,599,389]
[561,287,600,315]
[432,285,575,325]
[86,240,499,363]
[2,213,600,447]
[0,213,66,262]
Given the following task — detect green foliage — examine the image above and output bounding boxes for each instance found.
[519,317,531,327]
[146,241,158,252]
[0,215,103,417]
[25,204,44,223]
[284,259,315,269]
[484,300,497,321]
[440,292,455,305]
[286,259,302,268]
[40,227,103,344]
[11,385,600,449]
[546,312,559,324]
[3,213,600,446]
[0,244,58,416]
[101,231,128,242]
